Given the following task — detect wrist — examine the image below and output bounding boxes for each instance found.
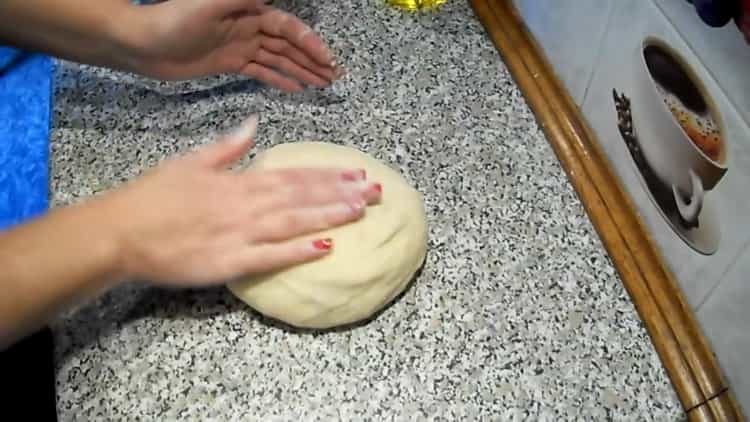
[73,195,133,288]
[100,4,154,75]
[0,1,147,73]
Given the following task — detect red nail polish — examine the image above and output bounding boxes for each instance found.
[342,171,358,182]
[313,238,333,250]
[373,183,382,193]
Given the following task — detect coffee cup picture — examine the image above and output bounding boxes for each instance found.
[513,3,750,410]
[629,36,729,225]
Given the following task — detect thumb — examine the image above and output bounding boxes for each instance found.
[197,114,258,169]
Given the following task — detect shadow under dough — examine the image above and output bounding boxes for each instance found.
[244,259,427,336]
[54,253,428,362]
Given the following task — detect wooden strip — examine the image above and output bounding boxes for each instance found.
[689,405,715,422]
[707,390,742,422]
[468,0,746,419]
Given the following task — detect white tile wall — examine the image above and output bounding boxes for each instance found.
[512,0,614,105]
[697,244,750,414]
[512,0,750,409]
[580,0,750,309]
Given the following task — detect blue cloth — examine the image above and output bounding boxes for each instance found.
[0,47,23,71]
[0,47,54,230]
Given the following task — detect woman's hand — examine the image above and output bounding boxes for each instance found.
[0,115,381,348]
[0,0,340,91]
[106,115,380,285]
[129,0,341,91]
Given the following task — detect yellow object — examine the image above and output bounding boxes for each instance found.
[385,0,447,11]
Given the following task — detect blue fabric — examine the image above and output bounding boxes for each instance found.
[0,47,23,72]
[0,47,54,230]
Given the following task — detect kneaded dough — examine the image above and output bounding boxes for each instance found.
[227,142,428,329]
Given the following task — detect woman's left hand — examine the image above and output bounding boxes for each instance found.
[128,0,341,91]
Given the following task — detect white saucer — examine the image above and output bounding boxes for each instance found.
[626,137,721,256]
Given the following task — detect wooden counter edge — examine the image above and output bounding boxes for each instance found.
[467,0,745,419]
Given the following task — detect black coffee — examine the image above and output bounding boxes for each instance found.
[643,44,722,162]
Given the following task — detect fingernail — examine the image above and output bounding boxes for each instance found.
[229,114,259,143]
[351,198,366,211]
[372,183,382,193]
[341,169,366,182]
[299,26,312,41]
[340,169,360,181]
[313,238,333,250]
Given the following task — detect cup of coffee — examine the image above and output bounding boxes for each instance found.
[630,36,728,224]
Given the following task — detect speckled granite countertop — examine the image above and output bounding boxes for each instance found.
[50,0,683,420]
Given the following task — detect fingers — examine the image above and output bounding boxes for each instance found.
[228,7,341,91]
[252,200,365,243]
[261,37,337,82]
[240,62,305,92]
[225,237,335,275]
[250,178,382,218]
[259,9,335,68]
[254,47,331,88]
[248,167,365,191]
[244,166,377,207]
[217,168,381,278]
[246,167,381,207]
[194,115,258,169]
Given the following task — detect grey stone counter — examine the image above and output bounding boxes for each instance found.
[50,0,683,420]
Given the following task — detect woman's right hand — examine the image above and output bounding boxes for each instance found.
[103,114,381,286]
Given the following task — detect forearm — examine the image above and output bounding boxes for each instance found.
[0,0,143,72]
[0,198,125,350]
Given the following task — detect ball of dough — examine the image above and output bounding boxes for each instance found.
[227,142,428,329]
